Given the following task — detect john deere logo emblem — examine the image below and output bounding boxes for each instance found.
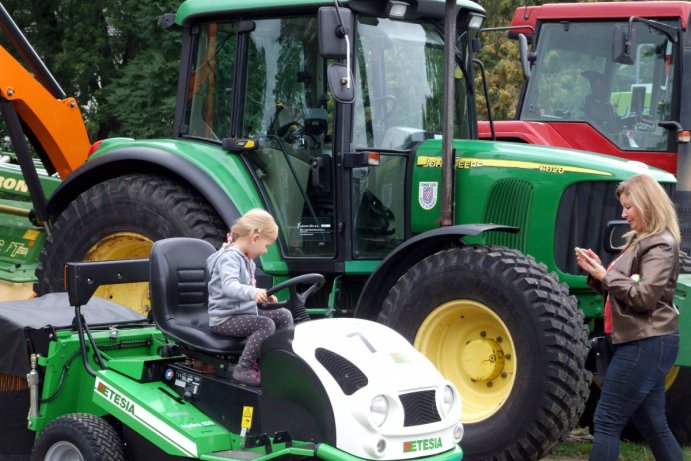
[419,182,438,210]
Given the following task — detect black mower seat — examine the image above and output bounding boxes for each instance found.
[150,237,245,355]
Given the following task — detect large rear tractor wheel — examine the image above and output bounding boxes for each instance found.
[35,174,225,314]
[663,366,691,444]
[378,246,590,461]
[31,413,124,461]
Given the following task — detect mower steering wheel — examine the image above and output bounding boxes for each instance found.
[260,273,325,323]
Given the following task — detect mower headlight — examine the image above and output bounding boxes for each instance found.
[453,422,465,442]
[370,395,389,427]
[442,385,455,416]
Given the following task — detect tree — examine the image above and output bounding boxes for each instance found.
[1,0,181,141]
[474,0,524,120]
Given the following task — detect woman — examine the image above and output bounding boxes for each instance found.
[576,173,682,461]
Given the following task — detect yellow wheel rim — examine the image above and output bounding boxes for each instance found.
[414,300,516,423]
[664,366,679,391]
[84,232,153,316]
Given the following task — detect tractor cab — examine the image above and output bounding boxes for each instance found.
[493,2,691,177]
[178,3,483,263]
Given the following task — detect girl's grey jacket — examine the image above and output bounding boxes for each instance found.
[206,246,259,327]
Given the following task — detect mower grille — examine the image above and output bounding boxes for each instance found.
[315,348,368,395]
[400,390,441,427]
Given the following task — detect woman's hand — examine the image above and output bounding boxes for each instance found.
[576,247,607,281]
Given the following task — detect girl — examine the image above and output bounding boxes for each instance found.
[207,209,293,385]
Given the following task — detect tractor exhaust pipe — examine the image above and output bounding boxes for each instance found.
[440,0,456,226]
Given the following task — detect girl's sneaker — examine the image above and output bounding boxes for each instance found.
[233,365,261,385]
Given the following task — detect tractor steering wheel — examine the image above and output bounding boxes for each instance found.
[260,273,325,323]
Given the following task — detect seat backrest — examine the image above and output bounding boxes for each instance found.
[150,238,215,338]
[150,237,249,354]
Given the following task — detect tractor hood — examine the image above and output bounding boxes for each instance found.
[415,138,676,183]
[410,138,677,279]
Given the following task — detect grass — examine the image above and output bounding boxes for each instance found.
[545,431,691,460]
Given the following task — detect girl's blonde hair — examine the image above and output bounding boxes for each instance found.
[224,209,279,247]
[616,174,680,246]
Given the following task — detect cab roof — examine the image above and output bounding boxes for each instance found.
[512,1,691,36]
[176,0,485,26]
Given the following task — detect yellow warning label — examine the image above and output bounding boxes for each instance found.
[241,406,254,429]
[23,229,40,240]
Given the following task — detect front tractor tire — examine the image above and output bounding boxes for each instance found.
[31,413,125,461]
[378,246,590,461]
[35,174,225,314]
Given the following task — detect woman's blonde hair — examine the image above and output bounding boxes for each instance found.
[225,209,279,247]
[616,174,680,245]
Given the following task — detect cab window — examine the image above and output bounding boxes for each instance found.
[242,17,335,257]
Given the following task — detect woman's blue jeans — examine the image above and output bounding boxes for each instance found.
[589,333,682,461]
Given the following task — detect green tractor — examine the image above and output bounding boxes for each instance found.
[0,0,686,460]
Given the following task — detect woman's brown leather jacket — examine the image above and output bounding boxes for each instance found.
[588,231,679,344]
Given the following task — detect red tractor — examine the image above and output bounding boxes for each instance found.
[478,1,691,249]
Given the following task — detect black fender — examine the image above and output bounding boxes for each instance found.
[355,224,518,320]
[46,146,241,228]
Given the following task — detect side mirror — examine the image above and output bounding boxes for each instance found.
[613,24,635,65]
[605,220,630,253]
[518,34,533,80]
[327,63,355,103]
[318,7,352,59]
[319,7,354,104]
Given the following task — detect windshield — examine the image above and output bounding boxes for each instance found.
[353,17,471,150]
[520,21,677,151]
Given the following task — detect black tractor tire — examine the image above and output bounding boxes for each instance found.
[35,174,225,310]
[680,251,691,274]
[378,246,590,461]
[31,413,125,461]
[664,366,691,444]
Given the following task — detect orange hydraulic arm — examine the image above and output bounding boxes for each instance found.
[0,45,90,179]
[0,2,90,180]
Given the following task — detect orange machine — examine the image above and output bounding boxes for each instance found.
[0,3,90,180]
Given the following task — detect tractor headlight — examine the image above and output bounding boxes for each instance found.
[370,395,389,427]
[441,385,455,416]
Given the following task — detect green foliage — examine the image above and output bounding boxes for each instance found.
[0,0,181,140]
[0,0,618,140]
